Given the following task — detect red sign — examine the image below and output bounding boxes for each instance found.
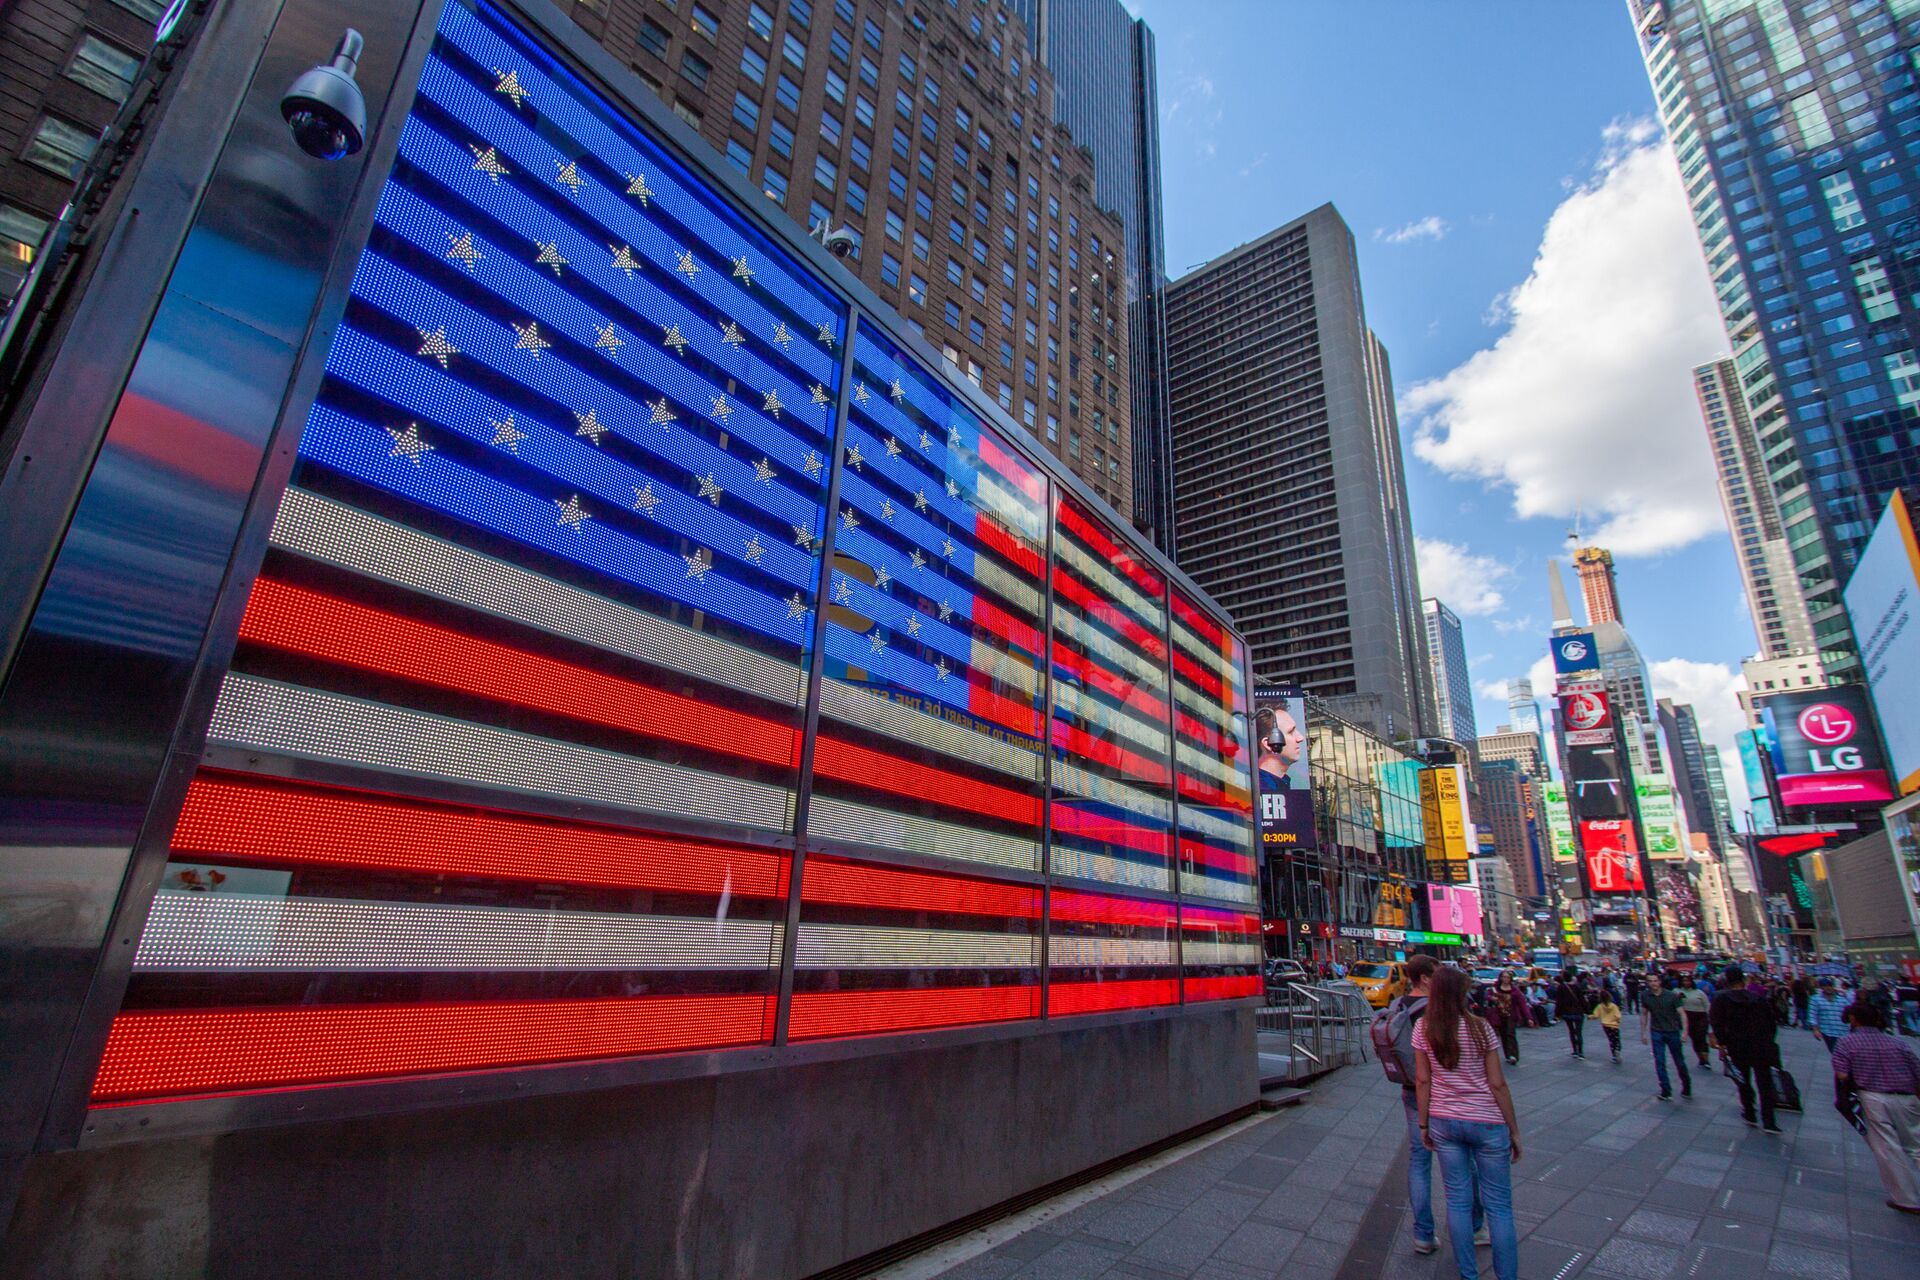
[1560,690,1613,746]
[1580,819,1645,893]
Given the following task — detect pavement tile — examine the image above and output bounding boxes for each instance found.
[1533,1210,1624,1250]
[1589,1237,1685,1280]
[1276,1235,1344,1278]
[1006,1240,1127,1280]
[932,1254,1024,1280]
[1208,1220,1302,1269]
[1772,1206,1847,1242]
[1517,1237,1591,1280]
[1619,1208,1698,1245]
[1764,1241,1849,1280]
[1692,1215,1771,1255]
[1168,1191,1259,1235]
[1126,1221,1232,1273]
[992,1233,1067,1263]
[1681,1245,1768,1280]
[1646,1181,1719,1212]
[1219,1154,1289,1193]
[1081,1201,1180,1248]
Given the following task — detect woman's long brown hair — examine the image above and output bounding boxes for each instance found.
[1427,966,1489,1071]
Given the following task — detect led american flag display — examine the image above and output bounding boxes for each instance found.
[90,0,1254,1109]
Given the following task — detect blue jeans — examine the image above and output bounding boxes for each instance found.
[1429,1116,1518,1280]
[1404,1091,1481,1243]
[1650,1029,1691,1096]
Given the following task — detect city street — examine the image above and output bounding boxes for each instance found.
[913,1022,1919,1280]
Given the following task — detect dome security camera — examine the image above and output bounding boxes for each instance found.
[281,29,367,160]
[823,227,857,258]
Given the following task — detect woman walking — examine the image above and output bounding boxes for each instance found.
[1415,966,1522,1280]
[1487,970,1526,1065]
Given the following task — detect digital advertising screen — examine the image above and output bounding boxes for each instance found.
[1419,765,1472,883]
[1580,819,1646,894]
[1426,884,1485,939]
[1551,631,1600,677]
[1558,688,1613,747]
[1843,490,1920,796]
[1252,685,1316,853]
[1760,686,1894,809]
[1540,782,1578,862]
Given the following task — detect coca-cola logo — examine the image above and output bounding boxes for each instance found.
[1796,703,1856,746]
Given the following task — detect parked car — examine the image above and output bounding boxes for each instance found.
[1472,967,1505,987]
[1264,959,1309,987]
[1345,961,1409,1009]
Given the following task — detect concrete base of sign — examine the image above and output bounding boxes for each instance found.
[0,1005,1256,1279]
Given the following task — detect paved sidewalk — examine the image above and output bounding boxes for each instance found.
[917,1017,1920,1280]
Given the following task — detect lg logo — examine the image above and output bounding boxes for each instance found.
[1798,702,1866,774]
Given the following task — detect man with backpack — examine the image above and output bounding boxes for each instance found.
[1710,965,1786,1133]
[1375,955,1486,1257]
[1553,969,1591,1059]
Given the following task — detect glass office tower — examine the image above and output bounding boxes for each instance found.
[1633,0,1920,677]
[1010,0,1174,553]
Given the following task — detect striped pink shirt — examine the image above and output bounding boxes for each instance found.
[1412,1016,1506,1124]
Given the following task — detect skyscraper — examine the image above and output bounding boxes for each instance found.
[597,0,1136,513]
[1632,0,1920,677]
[1572,546,1622,625]
[1506,678,1547,746]
[1660,698,1734,856]
[1479,725,1550,782]
[1008,0,1174,551]
[1423,597,1478,747]
[1164,205,1431,739]
[1694,358,1818,659]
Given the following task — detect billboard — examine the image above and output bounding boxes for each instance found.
[1580,819,1646,893]
[1551,631,1600,677]
[1761,687,1895,808]
[1540,782,1577,861]
[1844,490,1920,796]
[1559,688,1613,747]
[1419,765,1472,883]
[1253,686,1315,852]
[1427,884,1485,939]
[1565,742,1629,820]
[1634,775,1683,860]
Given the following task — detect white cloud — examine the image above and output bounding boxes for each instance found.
[1403,119,1728,557]
[1238,151,1269,179]
[1377,215,1450,245]
[1648,657,1753,822]
[1416,538,1510,616]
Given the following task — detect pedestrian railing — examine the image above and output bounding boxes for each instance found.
[1255,982,1373,1084]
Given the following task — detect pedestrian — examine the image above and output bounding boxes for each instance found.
[1898,978,1920,1037]
[1832,1000,1920,1214]
[1709,966,1784,1134]
[1592,990,1623,1063]
[1415,965,1520,1280]
[1384,956,1486,1257]
[1681,980,1712,1067]
[1553,969,1589,1059]
[1640,971,1693,1101]
[1809,978,1849,1051]
[1792,974,1814,1029]
[1486,970,1525,1065]
[1624,969,1643,1014]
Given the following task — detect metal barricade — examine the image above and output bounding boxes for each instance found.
[1254,981,1374,1084]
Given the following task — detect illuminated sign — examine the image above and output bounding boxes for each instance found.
[1580,819,1645,894]
[1552,632,1599,676]
[88,0,1254,1108]
[1252,685,1315,852]
[1419,765,1472,881]
[1844,491,1920,795]
[1540,782,1577,862]
[1761,686,1894,808]
[1560,689,1613,747]
[1634,776,1683,860]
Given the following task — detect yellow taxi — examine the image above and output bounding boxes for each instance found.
[1345,961,1409,1009]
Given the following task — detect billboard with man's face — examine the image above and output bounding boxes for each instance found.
[1252,686,1316,851]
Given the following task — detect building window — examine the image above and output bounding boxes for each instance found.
[641,18,672,57]
[725,139,752,172]
[776,75,801,111]
[814,154,837,190]
[821,113,842,146]
[740,46,768,83]
[66,35,141,104]
[671,99,702,128]
[1853,257,1899,322]
[854,95,875,128]
[763,165,789,203]
[787,0,812,27]
[22,116,97,179]
[733,90,760,131]
[880,252,900,285]
[846,179,866,214]
[909,273,927,305]
[944,300,962,327]
[691,4,719,39]
[769,119,794,158]
[1820,171,1865,231]
[884,209,903,242]
[747,2,773,38]
[912,230,929,261]
[1884,349,1920,407]
[782,32,807,70]
[0,203,50,305]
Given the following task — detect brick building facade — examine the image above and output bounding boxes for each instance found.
[562,0,1133,515]
[0,0,158,304]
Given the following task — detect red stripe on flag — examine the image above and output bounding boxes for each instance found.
[975,432,1045,503]
[1047,978,1180,1015]
[972,510,1044,578]
[1050,567,1164,657]
[1179,838,1257,878]
[1181,907,1261,933]
[1171,649,1226,699]
[1176,773,1252,814]
[1049,890,1178,928]
[969,594,1043,656]
[1051,804,1172,858]
[170,773,787,896]
[1055,503,1164,596]
[1170,592,1225,645]
[1184,975,1262,1003]
[788,985,1039,1039]
[1053,639,1170,722]
[90,994,772,1103]
[813,736,1041,825]
[802,856,1042,919]
[239,578,801,767]
[1051,721,1171,786]
[1175,709,1236,758]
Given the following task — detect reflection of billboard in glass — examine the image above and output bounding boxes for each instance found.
[1844,491,1920,796]
[1170,590,1257,906]
[1761,687,1894,808]
[1426,884,1485,939]
[1252,686,1316,852]
[1580,820,1645,893]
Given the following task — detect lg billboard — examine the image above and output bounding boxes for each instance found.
[1760,687,1894,808]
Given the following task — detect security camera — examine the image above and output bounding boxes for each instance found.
[823,227,857,258]
[282,29,367,160]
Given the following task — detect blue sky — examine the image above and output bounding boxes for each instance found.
[1131,0,1758,806]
